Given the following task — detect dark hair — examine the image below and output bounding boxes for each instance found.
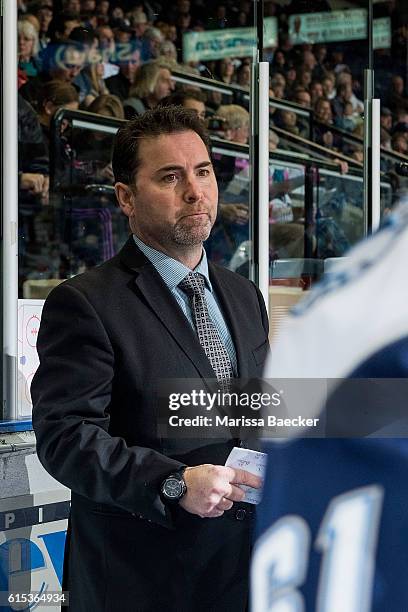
[69,26,96,47]
[159,90,207,107]
[112,106,211,185]
[38,79,79,108]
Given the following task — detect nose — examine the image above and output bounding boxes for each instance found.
[184,174,203,203]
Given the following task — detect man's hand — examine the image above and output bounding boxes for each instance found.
[221,204,249,225]
[20,172,48,194]
[179,464,262,518]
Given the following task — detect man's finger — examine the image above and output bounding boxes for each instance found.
[215,497,233,512]
[229,467,262,489]
[224,484,246,502]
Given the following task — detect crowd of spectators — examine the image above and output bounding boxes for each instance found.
[17,1,408,171]
[15,0,408,278]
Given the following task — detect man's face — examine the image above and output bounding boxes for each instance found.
[381,114,392,130]
[316,100,332,122]
[98,27,114,51]
[295,91,311,107]
[38,7,53,32]
[52,47,85,81]
[117,131,218,252]
[153,68,174,101]
[393,76,404,94]
[120,49,141,81]
[65,0,80,12]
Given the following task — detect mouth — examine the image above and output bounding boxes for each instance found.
[181,212,210,219]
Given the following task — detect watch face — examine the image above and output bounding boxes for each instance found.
[164,477,182,499]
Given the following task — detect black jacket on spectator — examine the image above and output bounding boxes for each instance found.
[105,72,132,101]
[20,73,80,113]
[18,94,49,175]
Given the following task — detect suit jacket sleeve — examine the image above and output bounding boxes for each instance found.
[31,282,186,528]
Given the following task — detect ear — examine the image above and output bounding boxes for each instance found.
[44,101,55,116]
[115,182,136,218]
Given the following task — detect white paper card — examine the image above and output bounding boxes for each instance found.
[225,447,268,504]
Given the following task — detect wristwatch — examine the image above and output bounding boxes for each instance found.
[160,467,187,504]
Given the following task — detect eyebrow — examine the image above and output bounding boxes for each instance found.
[155,161,213,175]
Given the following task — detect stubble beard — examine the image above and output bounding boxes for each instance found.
[172,215,213,246]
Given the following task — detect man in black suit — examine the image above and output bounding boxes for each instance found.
[31,106,269,611]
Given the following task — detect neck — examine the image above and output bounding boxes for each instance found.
[135,233,203,269]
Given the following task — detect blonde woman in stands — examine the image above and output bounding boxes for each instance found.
[124,59,174,118]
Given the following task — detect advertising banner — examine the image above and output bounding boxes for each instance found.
[288,10,391,49]
[183,17,278,62]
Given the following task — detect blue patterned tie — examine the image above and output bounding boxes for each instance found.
[179,272,233,388]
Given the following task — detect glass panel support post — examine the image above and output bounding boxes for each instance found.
[2,0,19,420]
[251,61,270,313]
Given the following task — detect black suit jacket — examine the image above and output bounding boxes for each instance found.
[31,237,269,612]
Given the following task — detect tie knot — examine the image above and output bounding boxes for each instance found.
[179,272,206,298]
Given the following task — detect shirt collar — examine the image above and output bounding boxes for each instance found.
[133,234,213,293]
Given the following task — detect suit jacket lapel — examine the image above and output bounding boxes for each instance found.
[119,238,217,381]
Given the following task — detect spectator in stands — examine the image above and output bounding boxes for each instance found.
[277,109,300,136]
[142,27,165,60]
[80,53,109,107]
[63,0,80,14]
[111,19,133,44]
[68,26,102,103]
[301,49,317,73]
[387,75,408,113]
[160,90,206,121]
[313,97,336,148]
[18,93,49,204]
[236,61,251,89]
[310,80,324,106]
[130,11,149,42]
[96,25,118,78]
[158,40,178,62]
[87,93,124,119]
[110,5,125,21]
[271,72,286,92]
[105,43,141,100]
[216,104,250,145]
[124,59,174,118]
[37,80,80,187]
[336,72,364,113]
[381,107,393,135]
[392,133,408,155]
[292,86,311,108]
[18,19,41,78]
[81,0,96,11]
[47,11,81,41]
[332,82,359,119]
[271,49,286,72]
[335,100,356,132]
[32,2,53,50]
[284,64,297,93]
[322,73,336,100]
[296,68,312,90]
[209,4,228,29]
[37,80,79,146]
[313,44,328,80]
[96,1,110,25]
[214,58,236,85]
[19,42,85,111]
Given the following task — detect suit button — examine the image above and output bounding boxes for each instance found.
[235,509,246,521]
